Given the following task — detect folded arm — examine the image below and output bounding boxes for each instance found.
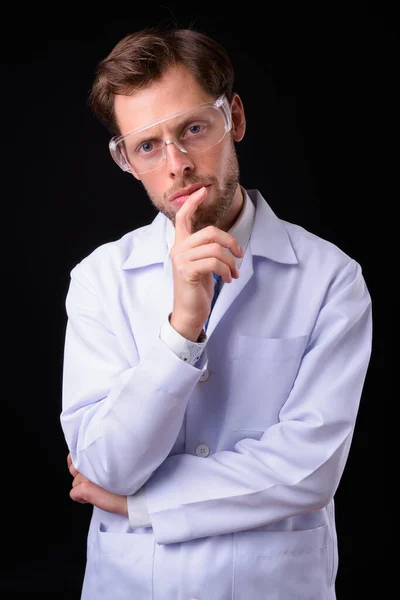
[142,260,372,544]
[67,259,372,545]
[61,263,206,496]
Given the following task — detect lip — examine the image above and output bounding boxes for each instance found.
[169,183,210,203]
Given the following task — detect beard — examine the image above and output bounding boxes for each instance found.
[144,143,240,233]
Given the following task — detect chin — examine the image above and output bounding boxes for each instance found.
[191,213,221,233]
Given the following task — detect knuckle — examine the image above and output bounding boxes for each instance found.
[73,473,87,487]
[211,257,219,270]
[205,225,218,240]
[210,226,219,237]
[80,481,90,495]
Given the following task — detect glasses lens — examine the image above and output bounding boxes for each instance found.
[114,105,227,174]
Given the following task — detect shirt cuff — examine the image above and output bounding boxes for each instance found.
[127,487,151,529]
[159,314,208,366]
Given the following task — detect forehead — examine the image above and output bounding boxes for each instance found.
[114,65,215,136]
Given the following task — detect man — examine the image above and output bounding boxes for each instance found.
[60,26,372,599]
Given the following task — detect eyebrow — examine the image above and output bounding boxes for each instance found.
[126,113,206,145]
[122,104,212,141]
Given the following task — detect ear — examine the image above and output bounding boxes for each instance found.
[230,93,246,142]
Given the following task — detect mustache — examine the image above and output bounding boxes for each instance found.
[164,174,217,201]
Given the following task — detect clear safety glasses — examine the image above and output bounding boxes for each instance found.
[109,94,232,175]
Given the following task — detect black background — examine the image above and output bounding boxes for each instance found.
[2,7,393,598]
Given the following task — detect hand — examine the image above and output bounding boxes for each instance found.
[170,186,244,341]
[67,453,128,516]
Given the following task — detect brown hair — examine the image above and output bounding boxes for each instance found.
[88,27,235,135]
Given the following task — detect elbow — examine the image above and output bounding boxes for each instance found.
[296,453,346,513]
[289,481,333,517]
[311,488,333,512]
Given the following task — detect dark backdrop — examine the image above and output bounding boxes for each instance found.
[2,7,392,599]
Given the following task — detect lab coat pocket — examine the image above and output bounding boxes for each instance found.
[233,525,329,599]
[229,335,308,431]
[93,523,155,599]
[235,334,308,362]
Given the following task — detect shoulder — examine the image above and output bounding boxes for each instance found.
[249,188,361,277]
[69,222,153,284]
[285,220,353,266]
[282,220,369,302]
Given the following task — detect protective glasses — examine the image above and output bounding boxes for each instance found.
[109,94,232,175]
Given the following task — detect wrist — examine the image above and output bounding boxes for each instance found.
[169,313,204,342]
[117,495,128,517]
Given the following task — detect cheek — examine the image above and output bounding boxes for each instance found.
[200,144,228,177]
[141,174,164,199]
[212,137,234,168]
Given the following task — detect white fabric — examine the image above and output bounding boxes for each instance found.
[128,188,255,527]
[61,189,372,599]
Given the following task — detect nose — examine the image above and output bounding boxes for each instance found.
[164,140,194,177]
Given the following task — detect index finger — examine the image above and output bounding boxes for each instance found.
[174,186,208,244]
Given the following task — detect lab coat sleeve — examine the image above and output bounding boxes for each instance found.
[144,259,373,544]
[60,262,207,496]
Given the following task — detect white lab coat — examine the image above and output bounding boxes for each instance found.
[61,189,372,599]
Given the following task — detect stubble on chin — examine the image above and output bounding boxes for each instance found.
[146,144,240,234]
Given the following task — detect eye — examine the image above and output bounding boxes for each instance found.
[137,140,155,154]
[181,121,207,139]
[188,124,202,135]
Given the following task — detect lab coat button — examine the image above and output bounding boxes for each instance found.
[199,369,209,381]
[195,444,210,457]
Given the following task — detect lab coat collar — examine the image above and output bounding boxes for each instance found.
[247,189,298,265]
[122,188,298,270]
[122,211,168,270]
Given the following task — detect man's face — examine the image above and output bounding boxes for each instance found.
[114,65,245,232]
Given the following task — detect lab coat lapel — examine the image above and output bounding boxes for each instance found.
[204,190,298,337]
